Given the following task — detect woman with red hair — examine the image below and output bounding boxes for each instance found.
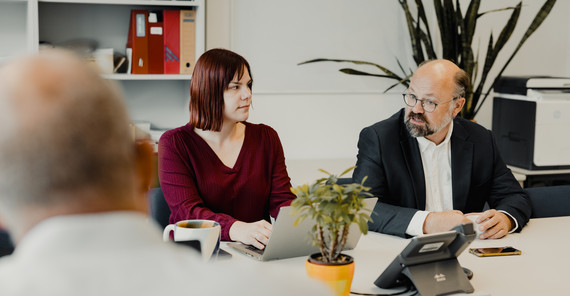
[159,49,294,250]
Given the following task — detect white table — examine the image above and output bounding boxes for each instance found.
[221,216,570,295]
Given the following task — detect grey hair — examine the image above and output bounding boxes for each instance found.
[0,51,135,210]
[453,69,470,99]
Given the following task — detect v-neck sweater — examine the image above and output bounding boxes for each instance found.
[158,122,295,240]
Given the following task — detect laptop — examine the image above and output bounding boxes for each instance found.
[227,197,378,261]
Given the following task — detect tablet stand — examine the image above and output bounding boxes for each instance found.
[401,258,474,296]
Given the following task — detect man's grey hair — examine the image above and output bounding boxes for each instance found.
[0,51,135,211]
[453,69,470,99]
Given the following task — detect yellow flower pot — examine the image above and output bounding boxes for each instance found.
[305,253,355,296]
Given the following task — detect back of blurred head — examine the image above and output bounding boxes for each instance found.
[0,50,147,241]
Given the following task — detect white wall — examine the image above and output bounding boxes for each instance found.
[206,0,570,160]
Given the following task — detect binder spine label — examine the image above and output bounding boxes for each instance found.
[136,14,146,37]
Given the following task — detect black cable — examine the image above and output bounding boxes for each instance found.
[350,284,414,296]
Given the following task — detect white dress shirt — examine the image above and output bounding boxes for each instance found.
[406,121,454,236]
[0,211,331,296]
[405,121,518,236]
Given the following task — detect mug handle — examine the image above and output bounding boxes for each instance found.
[163,224,175,242]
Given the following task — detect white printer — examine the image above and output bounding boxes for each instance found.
[492,76,570,170]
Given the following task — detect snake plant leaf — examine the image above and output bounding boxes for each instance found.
[400,0,424,64]
[474,0,557,116]
[471,2,521,112]
[433,0,445,47]
[415,0,434,51]
[454,0,465,66]
[457,1,474,83]
[464,0,480,45]
[477,6,519,18]
[440,0,460,60]
[414,10,426,63]
[492,2,522,57]
[475,34,494,107]
[417,25,437,60]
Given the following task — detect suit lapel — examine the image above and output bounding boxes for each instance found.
[451,119,473,210]
[399,121,426,210]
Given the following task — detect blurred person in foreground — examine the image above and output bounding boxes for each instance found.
[0,50,330,296]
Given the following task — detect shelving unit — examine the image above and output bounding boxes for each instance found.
[0,0,34,62]
[0,0,205,130]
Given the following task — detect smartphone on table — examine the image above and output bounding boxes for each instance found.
[469,246,522,257]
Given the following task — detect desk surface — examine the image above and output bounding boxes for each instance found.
[221,216,570,295]
[508,165,570,176]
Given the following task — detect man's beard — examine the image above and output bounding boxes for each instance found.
[405,109,454,138]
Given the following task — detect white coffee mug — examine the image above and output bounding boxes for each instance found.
[163,219,221,261]
[465,213,485,238]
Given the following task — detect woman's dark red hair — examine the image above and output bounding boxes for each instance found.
[189,48,252,131]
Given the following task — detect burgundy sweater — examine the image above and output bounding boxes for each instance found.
[158,122,295,241]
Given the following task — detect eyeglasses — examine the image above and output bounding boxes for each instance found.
[402,93,457,113]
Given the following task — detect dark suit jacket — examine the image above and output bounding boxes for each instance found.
[353,109,531,238]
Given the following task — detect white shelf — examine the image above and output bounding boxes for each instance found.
[103,74,192,80]
[38,0,201,7]
[0,0,206,129]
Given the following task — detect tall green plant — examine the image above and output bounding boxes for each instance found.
[299,0,556,120]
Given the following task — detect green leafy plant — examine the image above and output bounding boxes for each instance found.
[299,0,556,120]
[291,167,373,263]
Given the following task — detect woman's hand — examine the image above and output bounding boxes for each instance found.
[229,220,273,250]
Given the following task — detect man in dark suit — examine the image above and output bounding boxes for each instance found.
[353,59,531,239]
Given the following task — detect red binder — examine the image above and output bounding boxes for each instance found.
[128,10,149,74]
[148,12,164,74]
[163,10,180,74]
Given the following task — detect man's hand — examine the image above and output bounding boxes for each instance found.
[229,220,273,250]
[472,209,513,239]
[423,210,471,234]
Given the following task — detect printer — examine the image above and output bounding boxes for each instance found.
[492,76,570,170]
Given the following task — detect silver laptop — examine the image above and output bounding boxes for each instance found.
[227,197,378,261]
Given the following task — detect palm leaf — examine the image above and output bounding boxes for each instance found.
[339,68,400,80]
[396,58,407,76]
[385,79,409,92]
[298,58,401,78]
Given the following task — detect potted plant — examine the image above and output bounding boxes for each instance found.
[290,167,373,296]
[298,0,556,120]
